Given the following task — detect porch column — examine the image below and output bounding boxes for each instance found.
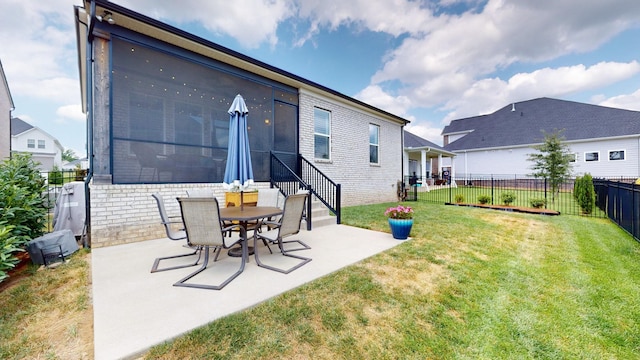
[420,149,427,184]
[438,154,442,176]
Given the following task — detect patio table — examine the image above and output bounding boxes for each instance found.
[219,206,283,257]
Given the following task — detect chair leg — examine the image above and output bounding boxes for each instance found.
[254,236,311,274]
[173,242,247,290]
[280,239,311,253]
[150,247,201,273]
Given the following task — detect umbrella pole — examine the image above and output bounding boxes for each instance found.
[240,191,244,211]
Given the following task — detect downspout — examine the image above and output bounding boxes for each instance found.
[400,124,405,187]
[82,0,96,247]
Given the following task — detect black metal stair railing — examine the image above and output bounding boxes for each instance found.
[269,152,341,229]
[298,155,341,224]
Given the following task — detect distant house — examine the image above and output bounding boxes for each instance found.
[11,117,64,171]
[0,59,14,160]
[62,157,89,170]
[441,97,640,178]
[403,130,455,185]
[74,0,409,247]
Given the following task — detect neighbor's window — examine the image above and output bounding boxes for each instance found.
[38,140,45,149]
[369,124,379,164]
[27,139,35,148]
[314,108,331,159]
[609,150,625,161]
[585,151,599,162]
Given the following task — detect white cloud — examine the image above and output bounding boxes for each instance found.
[56,104,85,122]
[440,61,640,123]
[354,84,412,117]
[0,0,81,102]
[597,89,640,111]
[114,0,294,48]
[405,123,443,146]
[368,0,640,119]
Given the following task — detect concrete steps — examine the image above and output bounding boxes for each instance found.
[304,197,337,229]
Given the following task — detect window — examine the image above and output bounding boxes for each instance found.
[314,108,330,159]
[38,140,45,149]
[585,151,599,162]
[609,150,625,161]
[369,124,379,164]
[27,139,35,148]
[569,152,577,162]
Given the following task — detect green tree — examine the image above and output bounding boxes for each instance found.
[62,148,78,163]
[574,173,595,214]
[527,130,573,202]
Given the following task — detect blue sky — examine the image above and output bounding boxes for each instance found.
[1,0,639,158]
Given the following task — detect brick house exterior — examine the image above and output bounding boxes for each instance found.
[75,1,408,247]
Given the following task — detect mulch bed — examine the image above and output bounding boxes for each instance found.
[0,252,34,292]
[445,202,560,216]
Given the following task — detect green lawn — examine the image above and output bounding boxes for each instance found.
[145,202,640,359]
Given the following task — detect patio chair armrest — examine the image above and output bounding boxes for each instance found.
[221,223,245,235]
[261,220,280,227]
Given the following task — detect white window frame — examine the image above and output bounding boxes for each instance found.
[37,139,45,149]
[314,107,331,160]
[584,151,599,162]
[27,139,35,148]
[369,123,380,164]
[608,149,625,161]
[569,152,578,162]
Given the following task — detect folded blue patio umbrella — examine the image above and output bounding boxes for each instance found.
[223,94,254,195]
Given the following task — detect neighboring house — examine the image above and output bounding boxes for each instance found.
[441,97,640,178]
[0,59,14,160]
[403,130,455,184]
[62,157,89,170]
[11,117,64,171]
[74,1,409,247]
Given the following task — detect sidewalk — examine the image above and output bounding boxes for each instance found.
[91,224,405,360]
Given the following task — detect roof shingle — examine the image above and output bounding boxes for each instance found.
[442,97,640,151]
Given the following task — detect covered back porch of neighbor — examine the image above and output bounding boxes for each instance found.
[404,146,457,189]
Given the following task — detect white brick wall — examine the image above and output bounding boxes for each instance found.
[299,90,403,206]
[89,183,271,247]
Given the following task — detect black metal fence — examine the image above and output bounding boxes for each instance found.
[594,178,640,242]
[405,174,612,217]
[41,169,88,232]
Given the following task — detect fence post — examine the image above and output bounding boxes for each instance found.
[491,175,494,205]
[544,178,548,209]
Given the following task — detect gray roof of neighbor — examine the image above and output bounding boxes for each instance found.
[11,117,33,136]
[404,130,447,151]
[442,97,640,151]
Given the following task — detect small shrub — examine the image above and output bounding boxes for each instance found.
[48,165,64,185]
[454,194,465,203]
[0,153,48,246]
[501,192,516,206]
[0,224,22,283]
[574,173,595,214]
[530,198,546,209]
[477,195,491,204]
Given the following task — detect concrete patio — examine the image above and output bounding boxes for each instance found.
[92,224,406,360]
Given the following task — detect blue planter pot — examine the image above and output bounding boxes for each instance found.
[388,218,413,240]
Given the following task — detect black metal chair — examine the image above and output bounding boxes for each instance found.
[174,197,247,290]
[150,193,202,273]
[253,193,311,274]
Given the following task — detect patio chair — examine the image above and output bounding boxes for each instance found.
[175,197,247,290]
[253,193,311,274]
[150,193,203,273]
[131,142,171,181]
[186,188,224,260]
